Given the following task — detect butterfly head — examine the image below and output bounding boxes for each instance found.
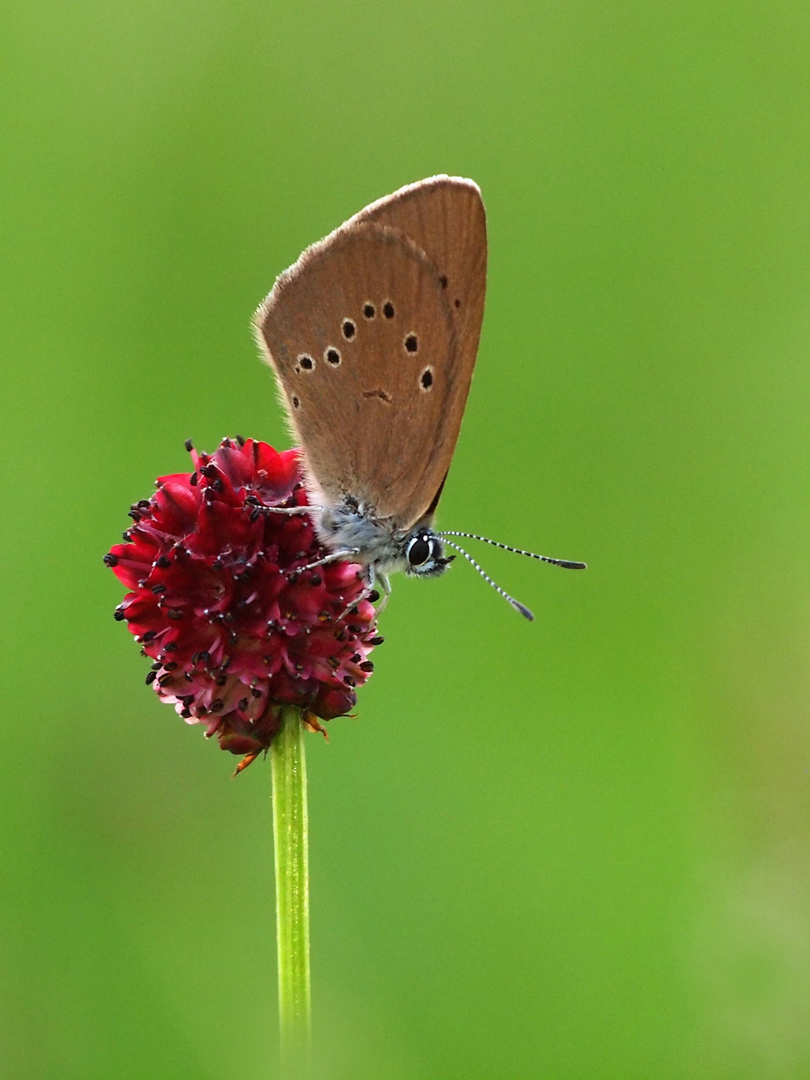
[403,530,454,578]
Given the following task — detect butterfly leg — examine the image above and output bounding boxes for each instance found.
[255,505,323,515]
[374,570,392,615]
[297,549,360,573]
[300,554,392,622]
[337,565,376,620]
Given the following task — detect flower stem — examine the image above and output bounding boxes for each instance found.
[271,706,312,1078]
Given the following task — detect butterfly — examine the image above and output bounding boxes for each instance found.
[253,176,584,620]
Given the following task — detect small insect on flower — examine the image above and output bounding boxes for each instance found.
[105,437,380,768]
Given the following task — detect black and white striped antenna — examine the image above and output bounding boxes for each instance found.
[438,532,586,620]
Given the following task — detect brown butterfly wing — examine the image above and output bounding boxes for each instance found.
[255,222,457,527]
[254,178,487,530]
[353,175,487,397]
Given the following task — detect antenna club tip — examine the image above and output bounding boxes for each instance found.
[512,601,534,621]
[559,561,587,570]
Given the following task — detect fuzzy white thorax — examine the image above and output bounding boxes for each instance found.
[304,473,411,574]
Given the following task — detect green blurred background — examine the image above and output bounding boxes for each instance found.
[3,1,810,1077]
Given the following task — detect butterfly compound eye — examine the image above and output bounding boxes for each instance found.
[406,535,431,567]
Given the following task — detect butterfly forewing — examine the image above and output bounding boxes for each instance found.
[254,177,487,530]
[354,175,487,382]
[256,223,457,526]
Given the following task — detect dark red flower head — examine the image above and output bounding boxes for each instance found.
[106,438,380,763]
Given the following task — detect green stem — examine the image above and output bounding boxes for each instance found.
[271,706,311,1079]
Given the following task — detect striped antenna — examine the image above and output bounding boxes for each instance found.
[439,532,586,570]
[440,538,535,620]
